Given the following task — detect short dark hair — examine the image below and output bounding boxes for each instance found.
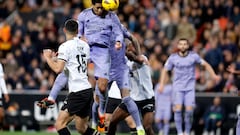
[64,19,78,34]
[92,0,102,4]
[178,38,189,44]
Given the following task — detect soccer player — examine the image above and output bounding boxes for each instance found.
[155,74,173,135]
[0,63,9,130]
[104,24,145,135]
[107,40,155,135]
[42,19,99,135]
[158,38,221,135]
[77,0,123,127]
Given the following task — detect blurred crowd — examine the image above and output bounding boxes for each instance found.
[0,0,240,93]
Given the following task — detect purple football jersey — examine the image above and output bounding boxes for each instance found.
[77,8,123,47]
[164,51,203,91]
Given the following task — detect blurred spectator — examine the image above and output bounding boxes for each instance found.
[200,97,225,135]
[175,15,196,44]
[0,21,11,56]
[5,101,20,131]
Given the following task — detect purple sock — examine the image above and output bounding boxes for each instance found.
[156,122,163,131]
[184,110,193,134]
[92,101,99,126]
[163,122,170,135]
[174,110,183,134]
[122,96,142,128]
[237,115,240,135]
[95,85,108,115]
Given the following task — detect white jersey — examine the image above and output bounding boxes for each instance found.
[108,81,122,99]
[57,37,92,93]
[127,55,154,101]
[0,63,8,98]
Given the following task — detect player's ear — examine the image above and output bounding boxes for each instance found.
[63,27,66,33]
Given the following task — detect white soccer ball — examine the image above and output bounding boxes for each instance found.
[102,0,119,11]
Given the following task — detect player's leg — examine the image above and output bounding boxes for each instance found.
[163,106,172,135]
[124,116,137,135]
[90,46,110,120]
[237,115,240,135]
[155,109,163,134]
[105,97,121,131]
[107,103,130,135]
[55,110,73,135]
[173,91,184,135]
[184,90,195,135]
[91,92,99,130]
[139,98,155,135]
[121,88,144,131]
[118,69,145,133]
[75,115,100,135]
[0,106,4,130]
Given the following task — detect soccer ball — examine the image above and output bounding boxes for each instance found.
[102,0,119,11]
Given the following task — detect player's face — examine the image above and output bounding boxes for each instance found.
[177,40,189,53]
[93,3,104,16]
[126,43,136,54]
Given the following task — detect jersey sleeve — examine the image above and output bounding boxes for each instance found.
[121,24,131,39]
[57,44,68,61]
[77,11,85,38]
[111,13,123,43]
[194,53,204,65]
[164,55,174,71]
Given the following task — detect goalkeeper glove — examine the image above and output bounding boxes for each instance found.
[37,98,55,108]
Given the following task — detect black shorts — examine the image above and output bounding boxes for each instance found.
[61,88,93,117]
[119,97,155,116]
[106,97,121,113]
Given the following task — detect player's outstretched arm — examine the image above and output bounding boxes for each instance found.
[158,68,168,93]
[48,72,68,101]
[202,60,221,83]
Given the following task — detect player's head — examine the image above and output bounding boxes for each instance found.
[92,0,106,16]
[64,19,78,35]
[177,38,190,54]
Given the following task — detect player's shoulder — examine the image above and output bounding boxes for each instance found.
[169,53,178,58]
[81,8,92,14]
[188,51,199,57]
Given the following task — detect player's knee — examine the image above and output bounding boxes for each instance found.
[97,81,108,93]
[144,124,153,133]
[55,120,67,130]
[0,108,4,119]
[76,125,87,134]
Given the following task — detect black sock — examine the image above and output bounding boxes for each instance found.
[57,127,71,135]
[130,128,137,135]
[83,127,100,135]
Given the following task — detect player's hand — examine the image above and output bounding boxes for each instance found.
[37,98,55,109]
[4,94,10,103]
[43,49,53,59]
[214,75,221,84]
[227,65,235,74]
[115,42,122,50]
